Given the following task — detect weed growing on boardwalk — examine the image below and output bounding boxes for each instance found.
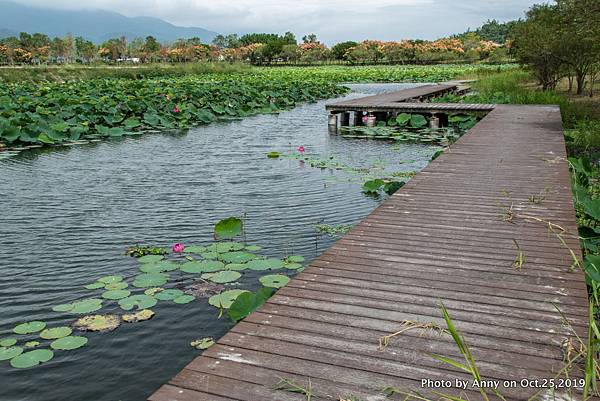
[378,320,448,350]
[512,239,525,270]
[275,377,313,400]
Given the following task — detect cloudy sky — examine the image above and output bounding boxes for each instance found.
[9,0,539,43]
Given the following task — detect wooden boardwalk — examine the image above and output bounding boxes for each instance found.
[326,84,459,112]
[148,103,590,400]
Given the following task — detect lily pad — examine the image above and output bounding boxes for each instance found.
[73,315,120,332]
[214,217,243,240]
[246,258,285,271]
[118,294,157,311]
[259,274,291,288]
[190,337,214,350]
[144,287,164,296]
[98,275,123,285]
[225,263,249,271]
[181,260,224,274]
[138,255,164,264]
[200,252,218,259]
[105,282,128,291]
[10,349,53,368]
[184,245,206,254]
[25,341,40,348]
[0,338,16,347]
[245,245,262,252]
[133,273,168,288]
[220,251,256,264]
[123,309,155,323]
[50,336,88,351]
[84,282,105,290]
[207,242,245,252]
[40,327,72,340]
[208,271,241,284]
[52,303,75,313]
[102,289,131,300]
[284,262,303,270]
[154,289,184,301]
[173,295,195,304]
[140,261,179,273]
[13,321,46,334]
[286,255,305,263]
[0,346,23,361]
[208,289,248,309]
[70,299,103,314]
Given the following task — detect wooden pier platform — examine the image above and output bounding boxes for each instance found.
[148,102,589,400]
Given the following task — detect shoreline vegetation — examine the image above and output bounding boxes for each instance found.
[0,64,515,149]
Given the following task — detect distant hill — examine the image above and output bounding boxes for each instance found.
[0,1,218,43]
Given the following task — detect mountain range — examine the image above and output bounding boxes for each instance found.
[0,1,219,43]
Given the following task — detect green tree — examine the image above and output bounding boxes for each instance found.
[75,36,96,63]
[302,33,318,44]
[331,41,357,60]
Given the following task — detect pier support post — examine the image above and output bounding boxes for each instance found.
[429,114,440,129]
[328,113,338,130]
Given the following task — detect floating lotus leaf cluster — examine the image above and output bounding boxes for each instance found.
[0,217,305,369]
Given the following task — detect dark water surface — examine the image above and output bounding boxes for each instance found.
[0,83,438,401]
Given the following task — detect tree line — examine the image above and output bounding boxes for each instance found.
[511,0,599,95]
[0,21,513,67]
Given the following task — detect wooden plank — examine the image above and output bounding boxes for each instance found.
[148,93,589,401]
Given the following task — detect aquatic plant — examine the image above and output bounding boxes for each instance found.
[172,243,185,253]
[229,288,276,322]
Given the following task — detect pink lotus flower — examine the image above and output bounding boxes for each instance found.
[362,115,369,123]
[173,106,181,113]
[172,243,185,253]
[297,146,305,154]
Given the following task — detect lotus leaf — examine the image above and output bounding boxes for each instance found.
[25,341,40,348]
[284,262,303,270]
[259,274,291,288]
[286,255,305,263]
[229,288,275,322]
[206,242,245,252]
[105,282,128,291]
[184,245,206,254]
[220,251,256,264]
[190,337,214,350]
[225,263,249,271]
[0,346,23,361]
[102,289,131,300]
[40,327,72,340]
[0,338,16,347]
[50,336,88,351]
[133,273,168,288]
[52,303,74,313]
[246,258,285,271]
[208,271,241,284]
[144,287,164,296]
[173,295,195,304]
[214,217,243,239]
[267,151,280,158]
[245,245,262,252]
[10,349,53,368]
[118,294,157,311]
[84,282,105,290]
[140,261,179,273]
[362,179,384,194]
[200,252,218,259]
[154,289,184,301]
[138,255,164,264]
[181,260,224,274]
[410,114,428,128]
[73,315,120,332]
[208,289,248,309]
[98,275,123,284]
[123,309,155,323]
[70,299,103,314]
[396,113,411,126]
[13,321,46,334]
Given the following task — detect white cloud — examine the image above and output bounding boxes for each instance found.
[7,0,538,43]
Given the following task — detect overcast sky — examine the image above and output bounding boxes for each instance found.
[9,0,540,44]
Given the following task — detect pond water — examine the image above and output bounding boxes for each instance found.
[0,83,439,401]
